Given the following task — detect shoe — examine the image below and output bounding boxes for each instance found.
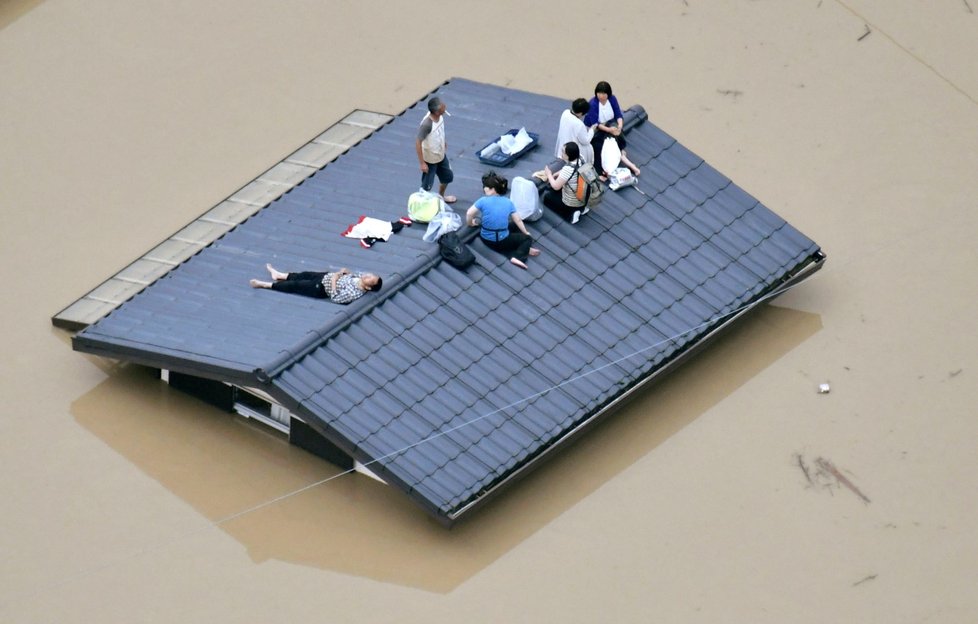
[582,206,590,215]
[570,210,581,225]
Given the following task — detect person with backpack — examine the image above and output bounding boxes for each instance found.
[466,171,541,270]
[543,142,591,225]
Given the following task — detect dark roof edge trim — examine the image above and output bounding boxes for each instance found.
[52,316,87,332]
[72,334,259,387]
[446,251,826,524]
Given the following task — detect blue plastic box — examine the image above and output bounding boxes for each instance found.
[475,129,540,167]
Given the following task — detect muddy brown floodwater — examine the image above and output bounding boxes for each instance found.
[3,2,977,622]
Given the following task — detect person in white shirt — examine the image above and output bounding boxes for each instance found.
[555,98,594,164]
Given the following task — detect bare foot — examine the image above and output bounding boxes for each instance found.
[510,258,528,270]
[266,264,288,281]
[250,279,272,289]
[528,248,541,256]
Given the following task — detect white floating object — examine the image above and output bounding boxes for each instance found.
[818,383,831,394]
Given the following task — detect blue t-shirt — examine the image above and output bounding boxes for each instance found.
[475,195,515,242]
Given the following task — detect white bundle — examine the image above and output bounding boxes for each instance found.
[608,167,637,191]
[505,127,533,154]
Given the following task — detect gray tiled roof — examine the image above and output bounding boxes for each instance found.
[74,78,822,524]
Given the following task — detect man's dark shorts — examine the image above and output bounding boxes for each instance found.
[420,157,454,191]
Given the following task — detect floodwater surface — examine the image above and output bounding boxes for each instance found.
[3,1,977,622]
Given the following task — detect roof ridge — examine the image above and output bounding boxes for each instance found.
[257,248,441,382]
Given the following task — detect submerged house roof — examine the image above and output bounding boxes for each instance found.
[72,78,824,525]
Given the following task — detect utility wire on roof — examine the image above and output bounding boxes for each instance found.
[25,268,824,603]
[271,267,822,517]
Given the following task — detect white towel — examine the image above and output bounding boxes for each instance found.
[342,216,393,241]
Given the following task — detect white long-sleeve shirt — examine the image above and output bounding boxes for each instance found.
[554,109,594,164]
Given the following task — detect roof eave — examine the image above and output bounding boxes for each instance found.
[262,385,455,525]
[444,251,826,525]
[72,334,263,388]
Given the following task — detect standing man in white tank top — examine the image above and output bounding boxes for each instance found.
[415,97,457,203]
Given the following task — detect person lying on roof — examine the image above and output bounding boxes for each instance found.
[249,264,382,304]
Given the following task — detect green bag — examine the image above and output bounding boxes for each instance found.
[407,191,444,223]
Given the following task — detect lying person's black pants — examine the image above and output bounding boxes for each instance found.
[270,272,327,298]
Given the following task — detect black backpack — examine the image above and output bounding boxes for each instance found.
[438,232,475,269]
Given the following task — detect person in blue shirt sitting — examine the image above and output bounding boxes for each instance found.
[466,171,540,270]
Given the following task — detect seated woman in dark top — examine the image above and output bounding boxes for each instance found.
[543,141,589,225]
[465,171,541,270]
[584,80,641,177]
[249,264,382,304]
